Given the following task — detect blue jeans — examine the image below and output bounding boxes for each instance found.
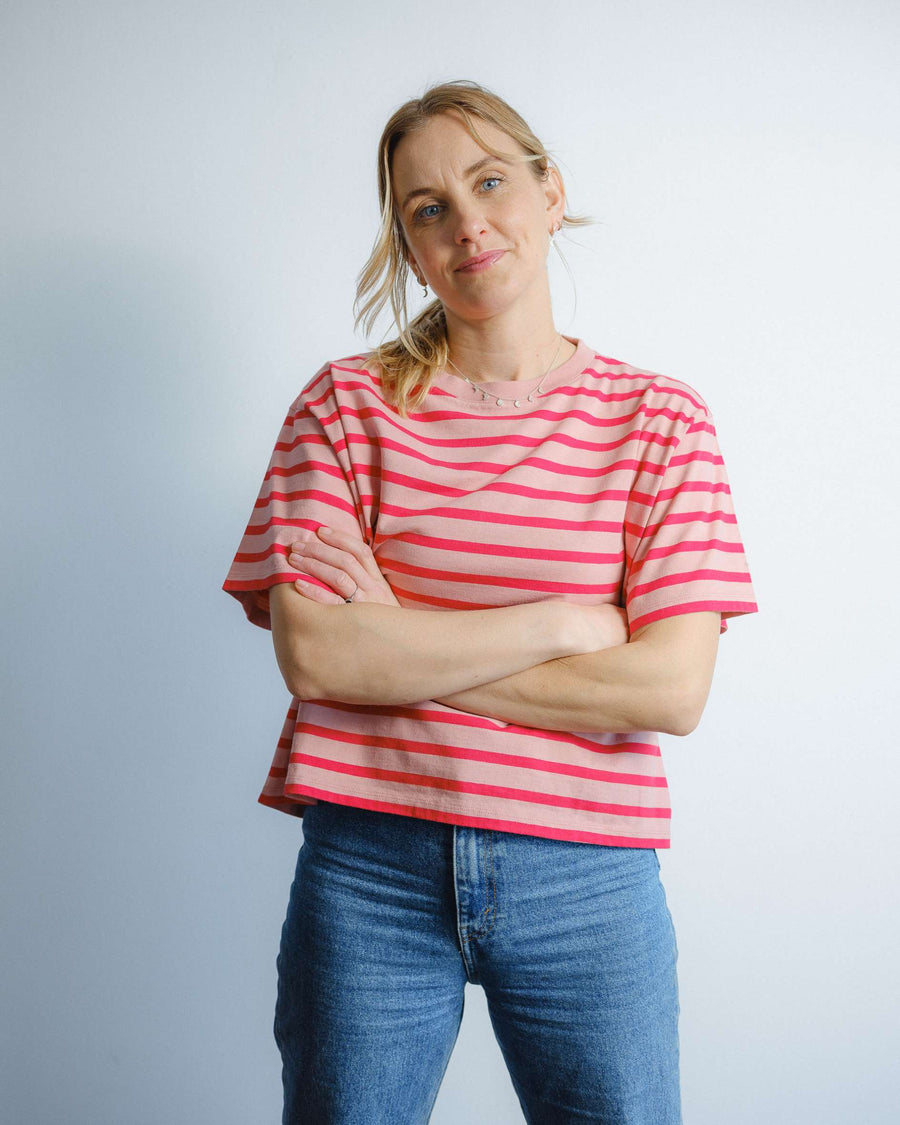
[275,801,681,1124]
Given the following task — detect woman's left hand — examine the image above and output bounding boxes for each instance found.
[287,527,401,607]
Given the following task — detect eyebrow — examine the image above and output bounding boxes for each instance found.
[399,156,510,211]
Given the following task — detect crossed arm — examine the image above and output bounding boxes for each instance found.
[434,611,720,735]
[268,571,720,737]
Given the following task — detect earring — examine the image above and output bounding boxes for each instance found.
[418,276,428,297]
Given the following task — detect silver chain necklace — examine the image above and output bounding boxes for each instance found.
[445,335,565,407]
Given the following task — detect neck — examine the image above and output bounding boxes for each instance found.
[443,301,574,384]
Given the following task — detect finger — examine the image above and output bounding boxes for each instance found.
[290,553,365,597]
[316,527,382,580]
[291,538,368,584]
[292,578,344,605]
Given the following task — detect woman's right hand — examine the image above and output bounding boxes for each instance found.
[286,526,401,607]
[556,602,630,656]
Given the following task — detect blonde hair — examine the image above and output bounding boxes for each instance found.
[354,80,590,417]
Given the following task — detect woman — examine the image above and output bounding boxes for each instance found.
[224,80,757,1125]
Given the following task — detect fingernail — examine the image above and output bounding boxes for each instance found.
[318,526,331,535]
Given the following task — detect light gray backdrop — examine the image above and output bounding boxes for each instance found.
[3,1,898,1122]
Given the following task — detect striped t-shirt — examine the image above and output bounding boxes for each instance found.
[224,337,757,848]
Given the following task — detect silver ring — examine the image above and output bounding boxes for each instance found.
[344,582,358,604]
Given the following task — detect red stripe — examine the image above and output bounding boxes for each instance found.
[287,754,672,819]
[299,398,685,456]
[224,573,328,592]
[655,480,731,502]
[624,510,738,538]
[253,489,356,514]
[387,567,625,603]
[382,556,617,593]
[347,422,683,456]
[295,721,666,777]
[628,599,757,632]
[632,568,753,598]
[342,397,701,435]
[380,502,625,533]
[266,459,348,481]
[629,538,746,574]
[240,515,345,537]
[383,531,623,565]
[669,449,723,470]
[306,703,662,756]
[273,431,331,453]
[589,372,707,414]
[342,432,668,480]
[366,466,639,505]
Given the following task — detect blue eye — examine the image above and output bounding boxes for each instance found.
[415,203,442,222]
[481,177,501,191]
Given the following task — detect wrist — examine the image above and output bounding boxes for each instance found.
[541,601,586,659]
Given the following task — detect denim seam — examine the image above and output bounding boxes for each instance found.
[479,830,497,937]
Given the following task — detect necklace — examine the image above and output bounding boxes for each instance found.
[445,335,565,407]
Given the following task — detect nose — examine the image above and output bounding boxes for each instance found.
[452,200,488,245]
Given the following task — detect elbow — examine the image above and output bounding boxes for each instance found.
[286,667,318,701]
[285,652,340,702]
[278,655,316,701]
[275,638,329,701]
[662,708,700,738]
[285,654,370,705]
[656,681,709,737]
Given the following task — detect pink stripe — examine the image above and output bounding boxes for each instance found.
[241,515,346,537]
[333,411,683,456]
[384,556,620,594]
[387,576,625,603]
[585,368,707,411]
[346,432,668,480]
[629,538,747,573]
[632,568,754,597]
[339,395,647,432]
[267,460,348,481]
[380,502,625,533]
[253,489,356,514]
[625,510,738,537]
[294,723,667,784]
[369,466,637,505]
[388,531,623,565]
[628,599,756,632]
[274,431,331,453]
[288,754,672,818]
[656,481,731,501]
[668,449,723,470]
[307,705,662,756]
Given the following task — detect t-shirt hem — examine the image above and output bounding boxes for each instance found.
[270,785,670,848]
[629,599,759,634]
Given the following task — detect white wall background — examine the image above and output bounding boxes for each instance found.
[3,1,898,1122]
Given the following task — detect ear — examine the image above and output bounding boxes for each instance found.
[542,165,566,228]
[404,249,423,285]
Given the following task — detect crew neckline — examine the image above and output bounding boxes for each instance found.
[428,337,595,411]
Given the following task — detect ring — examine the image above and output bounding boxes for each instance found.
[345,582,359,604]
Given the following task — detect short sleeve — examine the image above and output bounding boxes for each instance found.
[624,407,758,635]
[223,365,370,629]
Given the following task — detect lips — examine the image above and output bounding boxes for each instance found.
[455,250,505,273]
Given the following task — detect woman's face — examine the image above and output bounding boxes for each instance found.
[391,112,564,327]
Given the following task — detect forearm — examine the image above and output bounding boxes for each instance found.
[436,623,716,736]
[271,585,582,706]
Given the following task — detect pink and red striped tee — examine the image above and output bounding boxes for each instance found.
[224,338,758,847]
